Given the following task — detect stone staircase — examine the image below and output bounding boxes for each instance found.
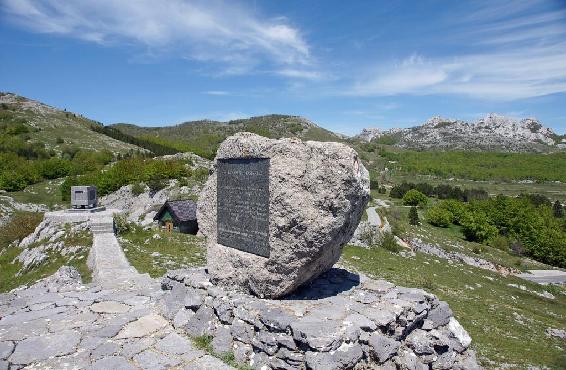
[90,220,114,234]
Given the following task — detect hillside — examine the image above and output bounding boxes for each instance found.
[356,114,566,152]
[0,92,141,154]
[112,114,345,159]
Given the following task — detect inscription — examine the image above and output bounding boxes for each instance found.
[217,158,270,257]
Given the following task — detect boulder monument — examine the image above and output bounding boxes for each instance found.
[198,132,370,298]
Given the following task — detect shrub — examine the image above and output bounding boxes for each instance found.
[438,199,467,224]
[490,235,509,251]
[113,213,132,235]
[381,233,402,253]
[461,211,498,243]
[408,206,420,225]
[131,182,146,196]
[402,189,428,207]
[378,186,387,194]
[426,206,452,228]
[55,137,65,144]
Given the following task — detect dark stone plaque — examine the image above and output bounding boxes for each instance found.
[217,158,270,257]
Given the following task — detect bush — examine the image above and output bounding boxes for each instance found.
[131,182,146,196]
[381,233,402,253]
[55,137,64,144]
[490,235,509,251]
[408,206,420,225]
[402,189,428,207]
[378,186,387,194]
[553,200,564,218]
[461,211,498,243]
[113,213,133,235]
[438,199,467,224]
[426,206,452,228]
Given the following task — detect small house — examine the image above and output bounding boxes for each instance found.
[153,200,198,234]
[71,185,97,209]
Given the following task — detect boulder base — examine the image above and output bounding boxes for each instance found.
[161,268,481,370]
[198,133,370,298]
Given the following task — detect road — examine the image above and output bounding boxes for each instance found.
[517,270,566,285]
[366,206,382,227]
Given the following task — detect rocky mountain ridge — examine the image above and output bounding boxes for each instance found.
[356,113,566,152]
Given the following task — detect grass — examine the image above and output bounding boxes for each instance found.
[342,245,566,369]
[120,226,206,277]
[0,213,92,292]
[9,179,68,209]
[192,335,253,370]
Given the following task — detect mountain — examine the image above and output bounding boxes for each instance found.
[111,114,345,159]
[0,92,142,154]
[355,113,566,152]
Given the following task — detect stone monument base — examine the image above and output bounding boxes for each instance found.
[66,206,106,213]
[159,268,480,370]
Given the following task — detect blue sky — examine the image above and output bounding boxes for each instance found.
[1,0,566,135]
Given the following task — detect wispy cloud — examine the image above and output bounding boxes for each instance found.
[350,4,566,100]
[202,90,230,96]
[276,68,323,80]
[2,0,311,73]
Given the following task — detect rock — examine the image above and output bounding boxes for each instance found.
[115,313,168,339]
[447,318,472,351]
[368,332,400,363]
[87,356,138,370]
[9,330,81,365]
[133,349,181,370]
[0,342,14,360]
[184,354,235,370]
[185,305,218,337]
[173,309,194,328]
[90,301,131,314]
[428,301,452,328]
[546,327,566,340]
[212,326,234,353]
[406,329,435,355]
[305,342,363,370]
[198,133,370,298]
[156,333,197,355]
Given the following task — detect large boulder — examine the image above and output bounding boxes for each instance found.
[198,133,370,298]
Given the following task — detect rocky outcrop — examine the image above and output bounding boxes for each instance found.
[161,268,481,370]
[198,133,370,298]
[356,113,564,152]
[355,128,382,142]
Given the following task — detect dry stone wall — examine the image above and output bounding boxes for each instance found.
[161,268,481,370]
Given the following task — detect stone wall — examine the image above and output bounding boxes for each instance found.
[160,268,481,370]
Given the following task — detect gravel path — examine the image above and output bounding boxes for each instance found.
[366,206,382,227]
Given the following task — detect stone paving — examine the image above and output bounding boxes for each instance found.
[1,210,236,370]
[0,267,235,370]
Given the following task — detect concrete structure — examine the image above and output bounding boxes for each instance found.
[71,185,97,209]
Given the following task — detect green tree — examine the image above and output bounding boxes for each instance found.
[460,211,498,243]
[426,206,452,228]
[402,189,428,207]
[408,206,420,225]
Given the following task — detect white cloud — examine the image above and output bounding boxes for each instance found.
[276,68,323,80]
[350,4,566,101]
[2,0,311,72]
[202,90,230,96]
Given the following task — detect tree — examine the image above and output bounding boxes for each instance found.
[460,211,498,243]
[553,200,565,218]
[426,206,452,228]
[402,189,428,207]
[408,206,420,225]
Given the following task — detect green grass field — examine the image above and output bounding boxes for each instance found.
[120,227,206,277]
[342,245,566,369]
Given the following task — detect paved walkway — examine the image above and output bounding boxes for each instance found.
[517,269,566,285]
[366,206,382,227]
[0,211,236,370]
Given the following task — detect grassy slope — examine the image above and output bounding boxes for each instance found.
[112,115,344,159]
[120,227,206,277]
[342,246,566,369]
[0,92,141,154]
[0,212,92,292]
